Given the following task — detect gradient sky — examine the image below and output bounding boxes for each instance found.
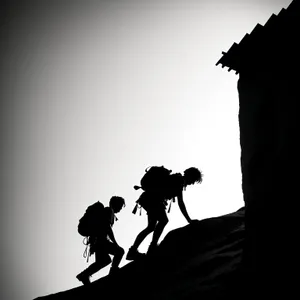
[0,0,292,299]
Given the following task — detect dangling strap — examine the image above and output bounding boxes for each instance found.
[132,203,143,216]
[83,237,91,262]
[83,244,90,262]
[167,197,176,213]
[132,203,138,214]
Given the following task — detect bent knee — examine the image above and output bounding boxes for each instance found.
[96,254,111,265]
[117,246,125,256]
[146,223,156,232]
[160,216,169,225]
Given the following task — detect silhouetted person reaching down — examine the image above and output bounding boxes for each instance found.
[76,196,125,284]
[126,167,203,261]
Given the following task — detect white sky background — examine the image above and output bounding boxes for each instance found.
[0,0,292,299]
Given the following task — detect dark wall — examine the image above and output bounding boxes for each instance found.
[238,68,299,297]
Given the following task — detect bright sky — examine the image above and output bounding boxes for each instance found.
[0,0,292,299]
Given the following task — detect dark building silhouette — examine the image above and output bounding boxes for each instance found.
[217,0,300,297]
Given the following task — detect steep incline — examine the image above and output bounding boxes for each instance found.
[34,207,245,300]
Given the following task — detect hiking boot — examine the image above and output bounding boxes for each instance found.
[76,272,91,285]
[126,247,145,261]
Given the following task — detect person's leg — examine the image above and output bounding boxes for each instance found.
[132,215,157,249]
[106,242,125,274]
[126,214,157,260]
[76,243,111,284]
[86,252,111,273]
[148,208,168,254]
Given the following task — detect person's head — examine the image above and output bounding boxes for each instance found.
[183,167,203,187]
[109,196,126,213]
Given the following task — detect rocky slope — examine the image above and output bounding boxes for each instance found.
[34,207,245,300]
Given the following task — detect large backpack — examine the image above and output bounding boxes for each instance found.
[77,201,106,237]
[133,166,173,215]
[78,201,108,262]
[134,166,172,192]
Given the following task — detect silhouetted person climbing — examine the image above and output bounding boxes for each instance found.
[76,196,125,284]
[126,166,203,260]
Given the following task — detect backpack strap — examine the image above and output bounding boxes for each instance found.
[82,237,91,262]
[132,203,138,214]
[167,197,176,213]
[132,203,143,216]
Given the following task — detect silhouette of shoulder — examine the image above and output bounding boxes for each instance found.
[169,173,184,188]
[165,173,184,198]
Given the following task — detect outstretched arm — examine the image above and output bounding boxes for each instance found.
[105,208,119,246]
[177,191,193,223]
[107,225,119,246]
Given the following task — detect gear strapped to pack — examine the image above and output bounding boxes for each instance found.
[132,166,180,215]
